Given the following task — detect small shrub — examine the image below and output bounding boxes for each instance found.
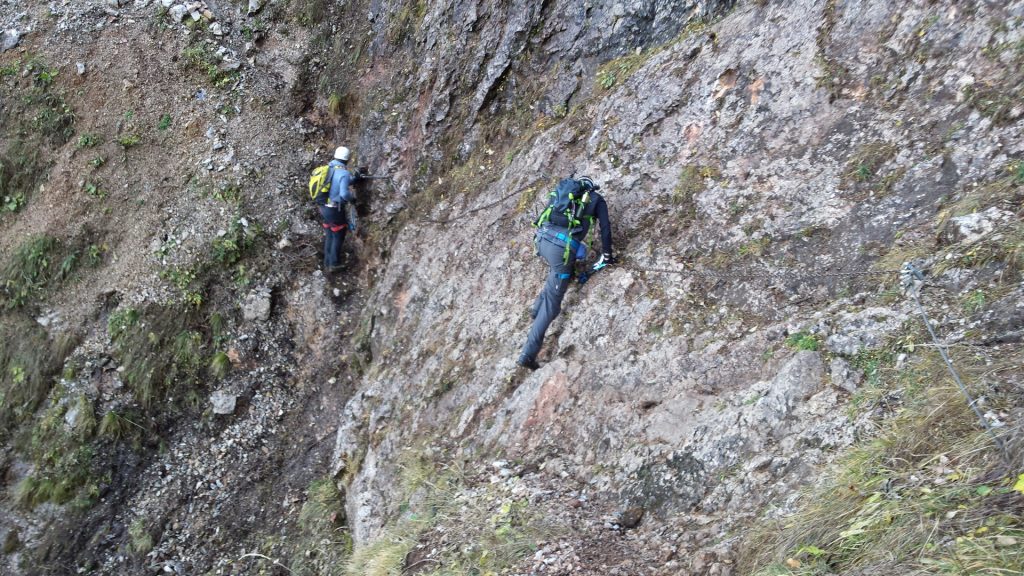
[157,114,172,131]
[180,43,239,87]
[962,289,986,315]
[1,235,66,309]
[108,305,210,409]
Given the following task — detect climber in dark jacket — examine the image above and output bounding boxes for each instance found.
[319,146,358,271]
[518,176,614,370]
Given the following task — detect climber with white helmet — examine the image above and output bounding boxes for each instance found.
[316,146,358,272]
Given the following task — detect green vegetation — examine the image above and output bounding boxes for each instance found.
[117,133,142,149]
[0,55,76,217]
[108,305,210,408]
[83,181,106,199]
[743,376,1021,575]
[785,331,820,352]
[128,519,154,556]
[157,113,172,131]
[814,0,847,101]
[76,133,102,148]
[0,141,42,216]
[0,314,76,435]
[595,18,711,91]
[843,141,898,192]
[15,393,102,510]
[181,43,240,88]
[739,236,772,259]
[597,50,652,90]
[385,0,427,44]
[0,235,83,309]
[328,93,343,117]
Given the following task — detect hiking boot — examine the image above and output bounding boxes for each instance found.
[517,355,540,371]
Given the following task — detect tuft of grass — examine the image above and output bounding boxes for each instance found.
[785,331,820,351]
[843,142,898,191]
[108,304,209,408]
[299,478,347,535]
[157,114,172,131]
[16,396,101,510]
[328,93,343,117]
[117,133,141,149]
[345,452,553,576]
[128,519,153,556]
[209,351,231,380]
[673,164,720,221]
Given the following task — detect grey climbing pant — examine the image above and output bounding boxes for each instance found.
[520,232,576,362]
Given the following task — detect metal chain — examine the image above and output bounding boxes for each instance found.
[420,187,526,225]
[900,264,1011,465]
[623,259,901,283]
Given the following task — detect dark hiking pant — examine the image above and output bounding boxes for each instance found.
[320,205,347,270]
[520,233,576,362]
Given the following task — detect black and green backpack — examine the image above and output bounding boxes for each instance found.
[534,178,597,263]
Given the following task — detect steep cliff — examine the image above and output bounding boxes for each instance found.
[0,0,1021,574]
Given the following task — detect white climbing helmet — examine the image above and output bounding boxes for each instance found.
[334,146,351,162]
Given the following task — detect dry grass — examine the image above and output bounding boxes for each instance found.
[344,450,555,576]
[740,341,1024,576]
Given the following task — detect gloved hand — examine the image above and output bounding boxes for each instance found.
[592,252,616,271]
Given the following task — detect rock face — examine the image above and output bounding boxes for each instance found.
[330,0,1024,549]
[0,0,1021,574]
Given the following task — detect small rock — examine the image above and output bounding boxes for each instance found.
[168,5,188,23]
[248,0,264,15]
[76,62,87,76]
[105,0,123,8]
[241,288,272,322]
[210,22,223,36]
[617,506,644,529]
[210,390,237,415]
[996,535,1017,547]
[1,29,20,53]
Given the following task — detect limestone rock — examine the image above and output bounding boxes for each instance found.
[210,390,237,415]
[1,29,20,52]
[241,288,272,322]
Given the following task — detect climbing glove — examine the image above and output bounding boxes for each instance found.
[592,252,616,271]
